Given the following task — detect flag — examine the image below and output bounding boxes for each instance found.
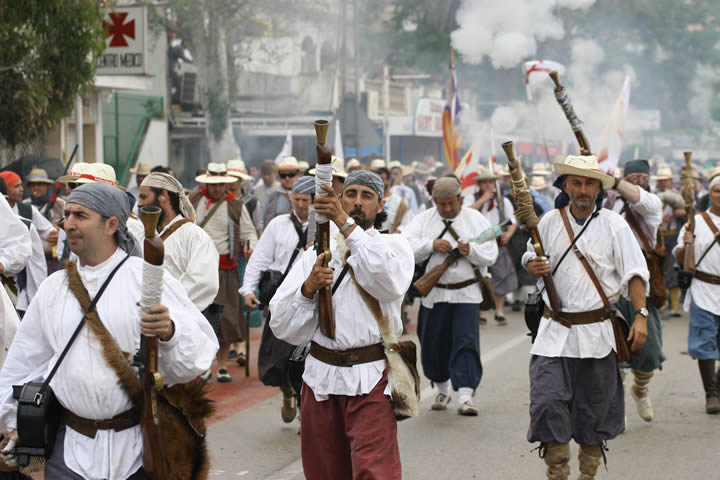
[596,76,631,173]
[454,138,481,197]
[334,120,344,161]
[443,50,462,170]
[274,130,293,164]
[523,60,566,101]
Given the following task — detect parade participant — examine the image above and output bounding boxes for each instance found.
[530,175,555,215]
[0,190,31,313]
[0,182,218,479]
[240,176,315,424]
[604,159,665,422]
[413,163,433,209]
[697,167,720,212]
[0,170,58,251]
[297,160,310,176]
[270,171,413,479]
[309,156,348,196]
[403,177,498,415]
[261,156,301,230]
[524,155,649,480]
[465,166,518,325]
[656,171,686,318]
[390,164,421,213]
[673,175,720,414]
[23,168,64,224]
[191,163,258,383]
[252,160,281,206]
[227,159,261,232]
[127,162,151,199]
[371,162,413,234]
[653,166,674,193]
[345,158,361,173]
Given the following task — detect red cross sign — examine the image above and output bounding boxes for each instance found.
[104,12,135,48]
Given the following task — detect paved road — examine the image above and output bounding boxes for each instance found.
[206,311,718,479]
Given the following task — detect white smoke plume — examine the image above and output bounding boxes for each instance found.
[451,0,596,69]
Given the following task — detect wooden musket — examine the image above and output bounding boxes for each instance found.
[681,151,696,274]
[314,120,335,339]
[549,71,591,155]
[138,206,169,479]
[502,141,563,314]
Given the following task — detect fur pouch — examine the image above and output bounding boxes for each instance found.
[385,341,420,420]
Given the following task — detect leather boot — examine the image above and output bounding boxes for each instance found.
[577,445,602,480]
[698,360,720,414]
[543,442,570,480]
[280,386,298,423]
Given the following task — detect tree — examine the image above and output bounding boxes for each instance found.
[0,0,105,146]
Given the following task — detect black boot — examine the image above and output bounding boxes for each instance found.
[698,360,720,414]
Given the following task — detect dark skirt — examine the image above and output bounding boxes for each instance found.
[489,247,519,295]
[215,268,245,343]
[258,311,297,388]
[615,296,665,371]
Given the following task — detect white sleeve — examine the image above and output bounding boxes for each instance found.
[630,189,663,230]
[0,196,31,275]
[613,220,651,298]
[466,212,499,268]
[31,205,56,242]
[402,212,434,264]
[239,218,278,295]
[177,228,219,310]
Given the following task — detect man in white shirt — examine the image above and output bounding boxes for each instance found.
[0,170,58,252]
[674,175,720,414]
[270,171,413,479]
[404,177,499,416]
[0,182,218,479]
[372,164,413,234]
[241,176,314,424]
[604,159,666,423]
[524,155,649,480]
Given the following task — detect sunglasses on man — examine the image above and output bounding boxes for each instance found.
[279,171,298,179]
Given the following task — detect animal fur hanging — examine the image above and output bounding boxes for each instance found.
[65,261,215,479]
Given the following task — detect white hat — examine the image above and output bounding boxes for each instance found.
[58,162,121,188]
[473,166,499,182]
[703,166,720,182]
[226,159,254,181]
[308,156,348,179]
[531,163,551,176]
[297,160,310,171]
[129,162,152,175]
[496,164,511,177]
[277,156,299,171]
[652,166,673,181]
[388,160,403,170]
[530,175,548,190]
[553,155,615,190]
[346,158,361,170]
[369,158,386,171]
[195,163,237,184]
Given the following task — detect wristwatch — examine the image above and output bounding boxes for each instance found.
[635,307,649,318]
[339,216,356,235]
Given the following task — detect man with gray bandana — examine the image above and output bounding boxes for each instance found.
[0,182,218,479]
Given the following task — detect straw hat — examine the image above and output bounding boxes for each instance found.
[402,165,415,177]
[705,166,720,182]
[388,160,403,171]
[277,156,299,171]
[308,156,348,179]
[25,168,54,184]
[414,163,432,176]
[530,175,548,190]
[473,166,499,182]
[346,158,361,171]
[369,158,386,171]
[531,163,551,176]
[58,162,121,188]
[129,162,151,176]
[652,166,673,181]
[195,163,237,184]
[297,160,310,171]
[226,159,254,181]
[553,155,615,190]
[496,164,511,177]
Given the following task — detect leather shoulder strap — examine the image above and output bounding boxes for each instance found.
[621,204,652,252]
[559,208,612,309]
[347,266,393,340]
[198,198,226,229]
[701,211,719,235]
[160,218,192,241]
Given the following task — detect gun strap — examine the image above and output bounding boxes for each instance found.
[198,197,226,229]
[160,219,192,241]
[445,223,483,283]
[695,212,720,269]
[416,222,451,273]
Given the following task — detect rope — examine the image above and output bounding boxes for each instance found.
[314,163,333,224]
[554,88,583,133]
[140,262,164,320]
[510,174,539,230]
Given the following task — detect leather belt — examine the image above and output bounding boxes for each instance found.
[61,408,139,439]
[544,306,610,328]
[435,278,477,290]
[310,342,385,367]
[695,270,720,285]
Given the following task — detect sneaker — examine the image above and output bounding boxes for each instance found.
[457,401,479,416]
[217,368,232,383]
[630,387,653,422]
[431,393,451,411]
[478,317,487,325]
[495,315,507,326]
[199,369,212,383]
[228,349,239,360]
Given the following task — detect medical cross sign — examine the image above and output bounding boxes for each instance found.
[97,6,147,75]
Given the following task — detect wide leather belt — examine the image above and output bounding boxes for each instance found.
[695,270,720,285]
[61,407,139,439]
[544,306,610,328]
[310,342,385,367]
[435,278,477,290]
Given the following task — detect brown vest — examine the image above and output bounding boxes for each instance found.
[189,191,245,260]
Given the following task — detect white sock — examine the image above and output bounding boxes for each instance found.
[436,380,451,396]
[458,387,474,405]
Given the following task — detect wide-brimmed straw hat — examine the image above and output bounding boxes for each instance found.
[474,166,499,182]
[553,155,615,190]
[195,163,237,184]
[530,175,548,190]
[308,156,348,179]
[531,163,551,176]
[226,159,254,181]
[652,166,673,181]
[129,162,151,176]
[277,156,299,171]
[58,162,123,189]
[369,158,386,172]
[25,168,54,184]
[388,160,403,171]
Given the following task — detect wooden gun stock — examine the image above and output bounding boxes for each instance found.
[314,120,336,338]
[139,206,169,480]
[502,141,563,314]
[412,250,461,297]
[681,151,696,274]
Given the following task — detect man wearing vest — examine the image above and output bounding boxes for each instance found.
[191,163,258,383]
[604,159,666,423]
[674,175,720,414]
[261,156,301,231]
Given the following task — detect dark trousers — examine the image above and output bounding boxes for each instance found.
[418,303,483,390]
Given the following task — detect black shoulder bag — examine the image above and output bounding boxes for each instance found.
[11,255,129,467]
[525,209,598,342]
[258,214,307,306]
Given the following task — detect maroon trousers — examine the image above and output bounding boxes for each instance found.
[300,374,402,480]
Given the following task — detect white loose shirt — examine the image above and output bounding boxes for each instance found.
[674,211,720,316]
[0,195,31,276]
[521,207,650,358]
[463,194,516,226]
[15,222,47,312]
[380,192,414,233]
[0,248,218,480]
[270,226,414,401]
[609,187,663,245]
[402,207,499,308]
[135,215,220,311]
[391,185,420,213]
[239,213,307,296]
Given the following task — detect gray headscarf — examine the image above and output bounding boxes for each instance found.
[67,182,141,257]
[343,170,384,199]
[141,172,196,222]
[292,175,315,195]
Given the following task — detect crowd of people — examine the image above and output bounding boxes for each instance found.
[0,149,718,479]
